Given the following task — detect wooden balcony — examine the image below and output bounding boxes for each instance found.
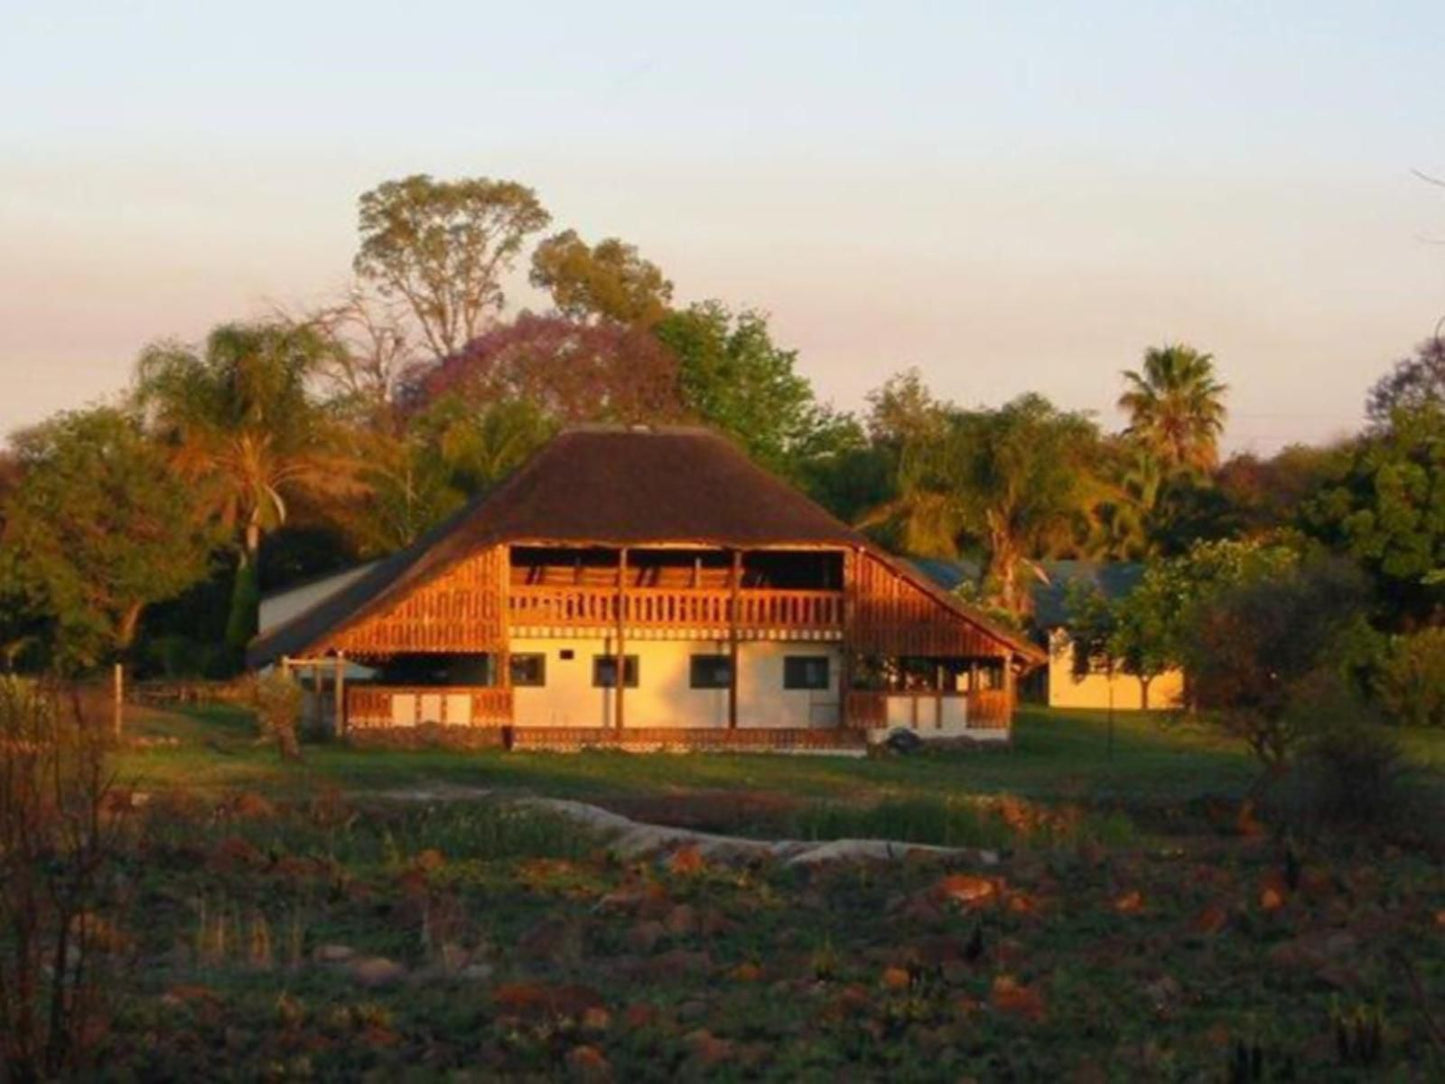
[846,689,1011,731]
[507,585,845,636]
[347,685,513,728]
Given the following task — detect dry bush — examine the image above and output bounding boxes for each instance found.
[249,671,302,761]
[0,676,132,1082]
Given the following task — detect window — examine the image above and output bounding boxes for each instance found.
[509,653,547,687]
[690,654,732,689]
[784,656,830,690]
[592,655,639,688]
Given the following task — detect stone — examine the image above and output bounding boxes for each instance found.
[314,944,357,964]
[348,956,407,987]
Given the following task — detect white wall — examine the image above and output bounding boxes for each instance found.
[509,636,841,728]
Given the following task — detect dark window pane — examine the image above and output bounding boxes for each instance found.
[689,654,732,689]
[783,656,830,690]
[510,653,547,687]
[592,655,639,687]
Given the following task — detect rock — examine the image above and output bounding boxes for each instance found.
[314,944,357,964]
[458,963,494,982]
[348,956,407,987]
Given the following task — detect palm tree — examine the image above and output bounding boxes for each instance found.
[135,321,365,655]
[861,395,1101,619]
[1118,344,1227,473]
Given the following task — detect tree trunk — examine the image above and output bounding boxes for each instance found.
[1139,675,1152,711]
[224,529,262,664]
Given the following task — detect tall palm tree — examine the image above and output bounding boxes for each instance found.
[135,321,365,654]
[1118,344,1227,473]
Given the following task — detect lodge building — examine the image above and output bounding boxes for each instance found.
[249,426,1043,752]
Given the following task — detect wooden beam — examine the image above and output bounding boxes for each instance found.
[334,653,346,738]
[728,548,741,729]
[615,547,627,731]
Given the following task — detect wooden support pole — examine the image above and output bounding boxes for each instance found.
[728,548,741,729]
[113,661,124,740]
[615,547,627,731]
[334,653,346,738]
[312,662,323,730]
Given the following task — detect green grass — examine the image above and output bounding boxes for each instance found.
[120,703,1263,806]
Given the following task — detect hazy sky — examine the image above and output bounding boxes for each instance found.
[3,1,1444,451]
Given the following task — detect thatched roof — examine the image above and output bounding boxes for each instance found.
[248,425,1040,666]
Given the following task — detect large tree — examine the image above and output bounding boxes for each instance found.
[1118,343,1228,473]
[529,229,673,326]
[1306,405,1445,626]
[354,175,551,360]
[0,408,217,682]
[864,394,1102,617]
[399,313,684,426]
[1366,336,1445,426]
[656,301,837,480]
[135,321,365,655]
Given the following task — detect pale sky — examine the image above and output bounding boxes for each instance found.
[3,1,1444,452]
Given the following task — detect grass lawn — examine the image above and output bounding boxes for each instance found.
[119,704,1265,810]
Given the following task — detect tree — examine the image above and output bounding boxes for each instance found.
[0,409,217,685]
[1118,343,1228,473]
[529,229,673,326]
[656,301,837,480]
[134,321,365,657]
[864,394,1102,617]
[1366,336,1445,426]
[339,396,556,554]
[1181,556,1369,769]
[399,313,684,426]
[1305,406,1445,627]
[312,287,417,428]
[354,175,551,360]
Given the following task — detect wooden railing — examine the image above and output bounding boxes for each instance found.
[508,586,845,632]
[346,685,513,728]
[845,688,1012,731]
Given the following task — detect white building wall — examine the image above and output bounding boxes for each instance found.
[509,636,841,728]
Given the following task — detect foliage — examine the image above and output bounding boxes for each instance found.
[341,396,556,553]
[1291,676,1412,828]
[529,229,673,326]
[1181,556,1369,768]
[1305,405,1445,626]
[0,678,130,1080]
[865,393,1103,617]
[1374,627,1445,728]
[1366,336,1445,425]
[0,408,217,668]
[655,301,834,479]
[399,313,683,427]
[250,670,302,761]
[134,321,366,655]
[1118,343,1228,473]
[354,174,551,360]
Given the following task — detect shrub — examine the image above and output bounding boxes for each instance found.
[1271,671,1414,831]
[1181,556,1369,769]
[0,676,130,1079]
[251,670,303,761]
[1374,627,1445,728]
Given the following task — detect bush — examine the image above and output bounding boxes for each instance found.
[0,676,131,1079]
[1277,672,1413,830]
[1375,627,1445,728]
[250,670,302,761]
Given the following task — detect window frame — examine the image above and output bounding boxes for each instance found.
[783,655,831,691]
[509,652,547,687]
[689,654,733,690]
[592,654,640,688]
